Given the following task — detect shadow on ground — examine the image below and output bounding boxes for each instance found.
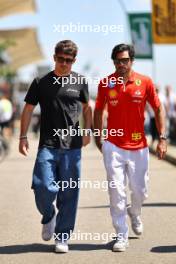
[0,236,141,254]
[79,203,176,209]
[0,243,110,254]
[151,245,176,253]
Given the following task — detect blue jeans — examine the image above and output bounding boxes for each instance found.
[32,147,81,241]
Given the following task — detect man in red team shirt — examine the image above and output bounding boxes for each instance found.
[94,44,167,252]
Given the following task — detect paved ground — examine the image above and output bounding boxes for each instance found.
[0,137,176,264]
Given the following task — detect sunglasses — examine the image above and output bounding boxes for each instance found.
[114,58,131,65]
[56,56,74,64]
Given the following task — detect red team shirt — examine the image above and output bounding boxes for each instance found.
[95,71,161,150]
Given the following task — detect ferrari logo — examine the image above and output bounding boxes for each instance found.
[135,79,142,86]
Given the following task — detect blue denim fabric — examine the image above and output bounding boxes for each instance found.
[32,147,81,240]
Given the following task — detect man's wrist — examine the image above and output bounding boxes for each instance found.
[159,134,167,140]
[19,135,27,140]
[83,129,92,136]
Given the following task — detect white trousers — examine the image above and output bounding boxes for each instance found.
[102,140,149,238]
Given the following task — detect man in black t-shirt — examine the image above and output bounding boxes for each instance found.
[19,40,92,253]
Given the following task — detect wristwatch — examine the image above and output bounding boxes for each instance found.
[159,134,167,140]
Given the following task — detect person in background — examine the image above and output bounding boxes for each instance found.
[163,85,176,143]
[146,85,165,146]
[0,92,13,138]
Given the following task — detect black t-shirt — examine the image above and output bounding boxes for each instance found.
[24,71,89,149]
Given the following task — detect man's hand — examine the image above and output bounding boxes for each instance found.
[82,135,91,147]
[19,138,29,156]
[94,109,104,153]
[154,104,167,160]
[156,139,167,159]
[82,102,92,147]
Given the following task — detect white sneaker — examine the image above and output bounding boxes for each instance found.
[113,238,129,252]
[42,213,56,241]
[127,207,143,236]
[55,240,69,253]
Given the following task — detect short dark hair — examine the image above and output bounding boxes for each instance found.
[54,40,78,57]
[111,44,135,61]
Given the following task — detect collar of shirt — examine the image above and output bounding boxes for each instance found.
[114,70,136,84]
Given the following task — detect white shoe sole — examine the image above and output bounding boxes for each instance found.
[133,229,143,236]
[113,247,126,252]
[113,242,129,252]
[55,246,68,253]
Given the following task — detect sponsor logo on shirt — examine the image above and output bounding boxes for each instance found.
[109,90,118,99]
[109,99,118,106]
[66,88,80,96]
[108,80,116,88]
[67,88,79,93]
[132,100,142,103]
[131,132,142,141]
[132,89,143,99]
[135,90,141,96]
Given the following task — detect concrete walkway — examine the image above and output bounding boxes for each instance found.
[0,137,176,264]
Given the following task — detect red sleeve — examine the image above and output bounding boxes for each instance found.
[95,81,107,110]
[146,78,161,111]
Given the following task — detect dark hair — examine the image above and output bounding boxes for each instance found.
[111,44,135,61]
[54,40,78,57]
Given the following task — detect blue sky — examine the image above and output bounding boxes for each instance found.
[0,0,176,96]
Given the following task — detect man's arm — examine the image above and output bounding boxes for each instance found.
[19,103,35,156]
[82,102,92,146]
[93,108,104,152]
[154,103,167,159]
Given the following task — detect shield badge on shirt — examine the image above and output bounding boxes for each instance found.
[135,79,142,86]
